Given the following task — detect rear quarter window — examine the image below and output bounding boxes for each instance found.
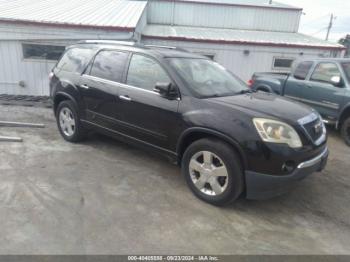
[56,47,94,74]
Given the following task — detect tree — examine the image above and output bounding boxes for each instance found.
[339,35,350,57]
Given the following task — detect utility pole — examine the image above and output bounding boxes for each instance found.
[326,13,335,41]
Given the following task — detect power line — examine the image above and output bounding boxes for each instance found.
[302,14,330,27]
[310,27,328,36]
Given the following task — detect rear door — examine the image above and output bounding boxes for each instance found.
[301,62,345,121]
[283,61,313,100]
[117,53,180,150]
[79,49,130,130]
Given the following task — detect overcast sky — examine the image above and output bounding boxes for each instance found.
[278,0,350,42]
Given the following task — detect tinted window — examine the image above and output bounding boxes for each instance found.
[127,54,171,91]
[310,63,341,84]
[294,61,313,80]
[90,50,128,83]
[23,43,65,60]
[341,62,350,82]
[273,57,294,69]
[56,47,94,74]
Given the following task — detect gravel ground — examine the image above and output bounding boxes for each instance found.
[0,105,349,255]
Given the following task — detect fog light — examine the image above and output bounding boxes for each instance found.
[282,161,296,173]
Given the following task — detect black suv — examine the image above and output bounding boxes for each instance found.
[50,40,329,205]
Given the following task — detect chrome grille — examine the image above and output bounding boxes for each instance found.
[303,119,323,141]
[298,112,326,145]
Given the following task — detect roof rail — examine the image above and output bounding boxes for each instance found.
[77,40,137,46]
[144,44,189,52]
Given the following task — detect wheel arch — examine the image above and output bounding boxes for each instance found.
[53,92,79,115]
[176,128,247,169]
[256,85,273,93]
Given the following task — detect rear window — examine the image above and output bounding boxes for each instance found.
[90,50,128,83]
[56,47,94,74]
[294,61,313,80]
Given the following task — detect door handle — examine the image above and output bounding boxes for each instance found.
[119,95,132,102]
[306,85,312,88]
[80,84,90,89]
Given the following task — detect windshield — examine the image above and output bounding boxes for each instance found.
[168,58,248,98]
[341,62,350,82]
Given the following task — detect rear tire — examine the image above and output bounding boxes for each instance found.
[56,100,87,143]
[341,117,350,146]
[182,138,244,206]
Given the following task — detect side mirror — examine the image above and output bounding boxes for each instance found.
[154,82,179,99]
[330,76,344,87]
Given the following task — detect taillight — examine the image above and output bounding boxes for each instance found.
[49,72,54,80]
[247,79,254,87]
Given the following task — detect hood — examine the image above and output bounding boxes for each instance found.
[208,92,314,124]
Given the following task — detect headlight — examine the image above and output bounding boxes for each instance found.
[253,118,302,148]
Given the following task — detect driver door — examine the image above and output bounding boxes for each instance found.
[302,62,345,121]
[117,53,181,150]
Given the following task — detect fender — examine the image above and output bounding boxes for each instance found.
[253,75,283,95]
[176,127,247,168]
[256,84,274,93]
[53,91,79,113]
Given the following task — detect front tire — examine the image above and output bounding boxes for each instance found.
[56,100,87,143]
[182,138,244,206]
[341,117,350,146]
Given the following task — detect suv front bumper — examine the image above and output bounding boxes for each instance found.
[245,147,329,200]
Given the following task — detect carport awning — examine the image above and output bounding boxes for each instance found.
[142,24,345,50]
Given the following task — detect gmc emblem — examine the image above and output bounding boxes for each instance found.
[313,121,323,134]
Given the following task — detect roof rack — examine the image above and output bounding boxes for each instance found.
[77,40,137,46]
[76,41,189,53]
[144,44,189,52]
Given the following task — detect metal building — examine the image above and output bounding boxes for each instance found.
[142,0,345,80]
[0,0,345,96]
[0,0,148,96]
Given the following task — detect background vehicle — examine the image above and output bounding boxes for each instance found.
[50,41,328,206]
[250,59,350,146]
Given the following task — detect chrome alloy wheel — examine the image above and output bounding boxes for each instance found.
[189,151,229,196]
[59,107,76,137]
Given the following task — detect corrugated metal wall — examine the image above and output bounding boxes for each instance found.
[147,1,301,32]
[142,38,340,81]
[0,23,136,96]
[0,22,134,41]
[0,40,60,96]
[0,37,340,96]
